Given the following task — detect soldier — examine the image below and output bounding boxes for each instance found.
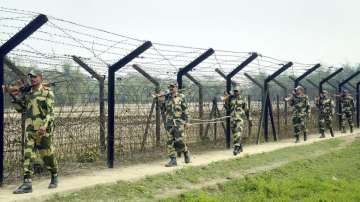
[11,69,58,194]
[340,90,355,133]
[285,86,310,143]
[225,87,250,155]
[159,83,191,167]
[315,90,335,138]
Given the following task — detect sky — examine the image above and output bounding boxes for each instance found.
[1,0,359,67]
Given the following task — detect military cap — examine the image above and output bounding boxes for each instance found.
[28,69,43,77]
[233,86,241,92]
[295,86,304,92]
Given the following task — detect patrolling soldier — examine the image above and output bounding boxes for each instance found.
[285,86,310,143]
[224,86,251,156]
[11,69,58,194]
[340,90,355,133]
[158,83,191,167]
[315,90,335,138]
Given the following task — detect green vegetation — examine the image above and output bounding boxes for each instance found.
[45,138,353,202]
[163,138,360,202]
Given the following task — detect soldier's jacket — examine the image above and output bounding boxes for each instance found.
[229,95,249,121]
[341,95,355,113]
[160,93,188,124]
[13,84,55,133]
[289,94,310,117]
[316,95,334,116]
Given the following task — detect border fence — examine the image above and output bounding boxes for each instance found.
[1,8,360,185]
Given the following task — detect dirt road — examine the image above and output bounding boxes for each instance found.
[0,130,358,202]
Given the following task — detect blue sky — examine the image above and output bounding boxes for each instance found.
[2,0,359,66]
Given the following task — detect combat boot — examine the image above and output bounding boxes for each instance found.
[341,127,346,133]
[13,178,32,194]
[48,174,58,189]
[320,132,325,138]
[303,132,307,141]
[184,151,191,164]
[294,135,300,143]
[165,156,177,167]
[350,126,353,133]
[233,145,241,156]
[330,128,335,137]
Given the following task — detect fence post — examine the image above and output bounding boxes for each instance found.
[214,68,237,87]
[276,95,280,138]
[4,58,28,82]
[107,41,152,168]
[184,73,204,139]
[294,64,321,88]
[357,81,360,128]
[224,53,258,148]
[319,68,343,95]
[0,14,48,186]
[338,71,360,129]
[306,78,319,89]
[72,56,106,153]
[132,64,161,147]
[247,95,251,138]
[264,62,293,141]
[177,48,214,89]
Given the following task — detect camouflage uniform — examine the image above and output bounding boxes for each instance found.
[160,90,190,165]
[229,94,250,154]
[315,93,334,137]
[340,93,355,132]
[13,84,58,179]
[289,91,310,142]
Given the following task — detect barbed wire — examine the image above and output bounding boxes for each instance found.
[0,6,321,85]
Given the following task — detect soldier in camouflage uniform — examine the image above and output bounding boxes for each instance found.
[159,83,190,167]
[227,87,250,155]
[12,69,58,194]
[340,90,355,133]
[315,90,335,138]
[286,86,310,143]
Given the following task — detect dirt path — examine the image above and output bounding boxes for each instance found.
[0,130,359,202]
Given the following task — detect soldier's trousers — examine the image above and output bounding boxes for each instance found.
[231,119,244,146]
[318,114,332,133]
[341,111,353,129]
[165,120,188,157]
[23,131,58,178]
[292,115,307,137]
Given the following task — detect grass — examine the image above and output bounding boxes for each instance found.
[45,138,348,202]
[162,137,360,202]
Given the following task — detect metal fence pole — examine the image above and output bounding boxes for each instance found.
[224,53,258,148]
[0,14,48,186]
[72,56,106,153]
[107,41,152,168]
[177,49,214,89]
[184,73,204,139]
[338,71,360,129]
[132,64,161,147]
[264,62,293,141]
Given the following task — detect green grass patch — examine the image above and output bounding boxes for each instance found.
[46,138,345,202]
[162,138,360,202]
